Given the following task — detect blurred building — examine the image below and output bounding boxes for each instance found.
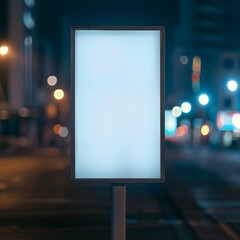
[4,0,180,110]
[171,0,240,116]
[3,0,240,148]
[216,53,240,111]
[3,0,181,147]
[0,0,8,109]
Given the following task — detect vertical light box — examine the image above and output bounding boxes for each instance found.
[71,27,165,183]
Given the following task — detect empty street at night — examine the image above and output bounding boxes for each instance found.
[0,147,239,240]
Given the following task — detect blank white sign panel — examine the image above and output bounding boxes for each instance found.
[74,29,161,180]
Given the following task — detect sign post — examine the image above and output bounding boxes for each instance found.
[71,26,165,239]
[112,185,126,240]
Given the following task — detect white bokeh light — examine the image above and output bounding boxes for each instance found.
[227,79,238,92]
[59,127,69,137]
[47,76,57,86]
[198,94,209,106]
[0,46,8,56]
[54,89,64,100]
[181,102,191,113]
[232,113,240,129]
[172,106,182,117]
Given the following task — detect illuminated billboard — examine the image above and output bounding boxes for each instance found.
[71,27,165,183]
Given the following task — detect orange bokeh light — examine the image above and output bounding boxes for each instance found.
[53,124,62,135]
[176,125,188,137]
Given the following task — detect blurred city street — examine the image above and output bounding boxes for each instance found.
[0,147,240,240]
[1,0,240,239]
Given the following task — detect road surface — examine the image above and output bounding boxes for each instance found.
[0,147,239,239]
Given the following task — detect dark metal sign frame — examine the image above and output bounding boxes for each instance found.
[71,26,165,183]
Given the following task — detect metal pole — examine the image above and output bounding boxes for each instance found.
[111,184,126,240]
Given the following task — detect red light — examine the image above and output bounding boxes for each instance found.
[217,114,224,128]
[192,72,200,82]
[176,125,188,137]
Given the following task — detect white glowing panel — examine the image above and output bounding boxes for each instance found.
[73,28,163,181]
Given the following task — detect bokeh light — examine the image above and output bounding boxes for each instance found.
[180,55,188,64]
[227,79,238,92]
[25,36,32,46]
[201,124,210,136]
[0,46,8,56]
[53,124,69,138]
[53,124,62,135]
[47,76,57,86]
[54,89,64,100]
[198,94,209,105]
[23,11,35,29]
[223,131,233,147]
[45,104,57,118]
[0,110,9,120]
[232,113,240,129]
[24,0,35,7]
[172,106,182,117]
[59,127,69,137]
[176,125,188,137]
[18,107,31,117]
[165,110,177,136]
[181,102,191,113]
